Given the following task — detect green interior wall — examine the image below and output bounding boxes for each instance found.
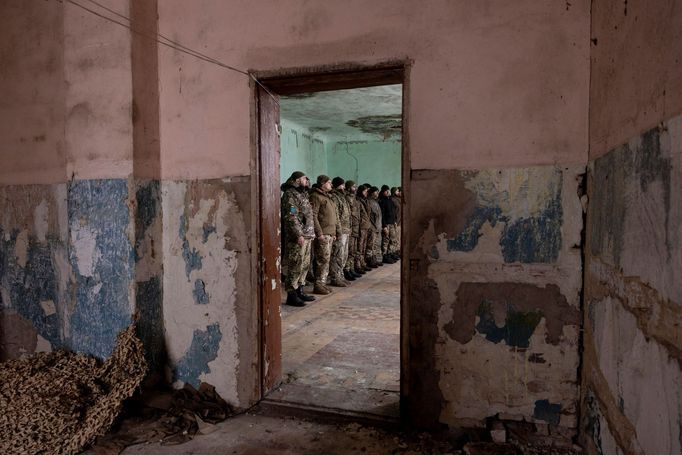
[280,119,327,183]
[326,141,401,188]
[280,120,401,187]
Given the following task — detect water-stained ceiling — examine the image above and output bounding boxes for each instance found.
[280,84,402,142]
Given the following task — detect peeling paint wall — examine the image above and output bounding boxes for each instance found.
[581,115,682,455]
[0,185,68,360]
[162,177,257,407]
[408,165,584,429]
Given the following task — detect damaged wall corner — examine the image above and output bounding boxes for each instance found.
[408,165,585,431]
[581,116,682,455]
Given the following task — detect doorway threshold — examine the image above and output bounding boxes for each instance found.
[258,397,401,429]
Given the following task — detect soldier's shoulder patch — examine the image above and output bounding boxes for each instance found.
[290,207,298,214]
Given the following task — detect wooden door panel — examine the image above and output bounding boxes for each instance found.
[259,87,282,394]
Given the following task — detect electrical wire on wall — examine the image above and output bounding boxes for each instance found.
[56,0,279,104]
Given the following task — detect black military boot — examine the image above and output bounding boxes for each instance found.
[286,291,306,307]
[344,270,357,281]
[297,286,316,302]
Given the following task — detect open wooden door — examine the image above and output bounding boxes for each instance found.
[258,86,282,395]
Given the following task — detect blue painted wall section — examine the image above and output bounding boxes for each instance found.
[447,206,504,252]
[534,399,562,426]
[134,180,165,374]
[67,179,135,359]
[475,301,543,349]
[446,168,563,263]
[135,276,165,373]
[193,279,209,304]
[173,323,222,388]
[500,187,563,263]
[179,213,202,278]
[0,229,63,349]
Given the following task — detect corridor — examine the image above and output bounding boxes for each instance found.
[268,262,401,418]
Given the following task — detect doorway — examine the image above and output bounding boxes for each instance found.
[254,65,408,420]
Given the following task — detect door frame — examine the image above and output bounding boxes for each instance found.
[251,61,412,417]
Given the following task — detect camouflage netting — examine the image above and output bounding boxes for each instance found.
[0,324,147,455]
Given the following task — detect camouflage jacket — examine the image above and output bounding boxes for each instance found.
[309,187,340,237]
[358,196,372,230]
[330,189,351,235]
[345,192,360,237]
[281,180,315,241]
[368,198,383,232]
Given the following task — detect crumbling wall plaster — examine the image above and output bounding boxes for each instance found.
[409,165,584,429]
[582,115,682,455]
[0,184,69,360]
[162,178,256,407]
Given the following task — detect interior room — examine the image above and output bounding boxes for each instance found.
[1,0,680,453]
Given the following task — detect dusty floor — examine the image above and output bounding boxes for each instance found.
[119,411,451,454]
[269,262,401,417]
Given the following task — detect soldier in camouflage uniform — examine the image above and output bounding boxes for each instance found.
[280,171,316,306]
[344,180,362,280]
[366,186,384,267]
[309,175,339,295]
[329,177,351,286]
[356,185,372,272]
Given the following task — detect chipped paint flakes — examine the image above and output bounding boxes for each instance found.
[70,219,100,277]
[163,180,246,405]
[40,299,56,316]
[34,199,50,242]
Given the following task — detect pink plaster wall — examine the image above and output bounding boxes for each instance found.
[590,0,682,159]
[0,0,134,184]
[157,0,590,179]
[0,0,66,184]
[63,0,133,180]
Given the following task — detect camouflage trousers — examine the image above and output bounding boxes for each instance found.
[356,229,368,268]
[330,233,349,281]
[366,229,382,263]
[345,235,358,271]
[314,235,334,286]
[381,224,398,255]
[282,238,312,292]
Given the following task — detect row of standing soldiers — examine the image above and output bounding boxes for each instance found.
[281,171,402,307]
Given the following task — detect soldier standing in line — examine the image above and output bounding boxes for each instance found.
[366,186,384,267]
[328,177,351,287]
[355,184,371,273]
[379,185,398,264]
[391,187,402,257]
[309,175,339,295]
[343,180,362,281]
[280,171,317,306]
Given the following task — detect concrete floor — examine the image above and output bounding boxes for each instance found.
[120,411,457,455]
[268,262,401,417]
